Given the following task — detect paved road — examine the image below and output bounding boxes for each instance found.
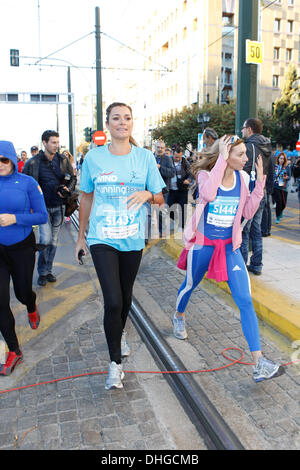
[270,191,299,244]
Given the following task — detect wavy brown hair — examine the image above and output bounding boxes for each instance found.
[276,152,288,167]
[191,137,244,179]
[105,102,138,147]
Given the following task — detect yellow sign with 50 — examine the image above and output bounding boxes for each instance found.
[246,40,264,64]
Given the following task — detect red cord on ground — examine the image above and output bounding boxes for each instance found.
[0,347,298,396]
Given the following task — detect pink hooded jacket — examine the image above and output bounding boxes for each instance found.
[177,154,265,278]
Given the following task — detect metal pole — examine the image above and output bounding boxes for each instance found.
[67,67,74,155]
[95,6,103,131]
[235,0,259,135]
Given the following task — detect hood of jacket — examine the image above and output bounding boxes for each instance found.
[245,134,272,159]
[0,140,18,175]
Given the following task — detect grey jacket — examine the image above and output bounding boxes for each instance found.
[243,134,272,176]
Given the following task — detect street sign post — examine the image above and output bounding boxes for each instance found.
[295,141,300,152]
[197,133,203,152]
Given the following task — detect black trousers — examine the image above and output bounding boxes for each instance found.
[273,188,288,217]
[0,232,37,352]
[167,189,189,229]
[261,194,272,236]
[90,244,143,364]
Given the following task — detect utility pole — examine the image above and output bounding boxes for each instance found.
[235,0,259,135]
[95,6,103,131]
[67,66,74,155]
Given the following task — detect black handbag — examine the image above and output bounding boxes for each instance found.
[65,191,79,217]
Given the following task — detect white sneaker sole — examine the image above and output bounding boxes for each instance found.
[105,372,125,390]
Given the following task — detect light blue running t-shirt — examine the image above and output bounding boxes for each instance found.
[80,145,165,251]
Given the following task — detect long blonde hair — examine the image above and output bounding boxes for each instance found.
[191,137,244,179]
[105,102,138,147]
[62,149,74,165]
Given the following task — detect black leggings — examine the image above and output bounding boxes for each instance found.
[273,188,288,217]
[0,232,37,352]
[90,244,143,364]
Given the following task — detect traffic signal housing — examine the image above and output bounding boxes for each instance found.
[84,127,92,143]
[10,49,19,67]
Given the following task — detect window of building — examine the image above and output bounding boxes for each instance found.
[224,69,232,84]
[223,13,234,26]
[225,52,232,61]
[274,47,280,60]
[273,75,279,88]
[193,18,198,31]
[183,0,187,11]
[274,18,281,32]
[183,27,187,39]
[286,48,292,61]
[288,0,294,5]
[287,20,294,33]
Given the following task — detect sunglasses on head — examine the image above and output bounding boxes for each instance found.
[230,135,240,144]
[0,157,11,164]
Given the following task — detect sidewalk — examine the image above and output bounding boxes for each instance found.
[162,207,300,343]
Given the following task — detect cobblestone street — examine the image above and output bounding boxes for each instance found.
[136,245,300,450]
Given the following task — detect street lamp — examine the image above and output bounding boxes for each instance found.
[197,113,211,131]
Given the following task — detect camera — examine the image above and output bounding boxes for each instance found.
[56,174,71,199]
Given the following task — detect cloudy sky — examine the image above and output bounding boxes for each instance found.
[0,0,147,152]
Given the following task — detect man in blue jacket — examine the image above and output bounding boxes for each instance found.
[23,130,76,286]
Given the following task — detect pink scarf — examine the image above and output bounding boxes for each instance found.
[177,232,232,282]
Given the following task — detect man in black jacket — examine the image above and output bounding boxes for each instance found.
[167,146,192,231]
[240,118,271,275]
[23,130,76,286]
[154,140,175,236]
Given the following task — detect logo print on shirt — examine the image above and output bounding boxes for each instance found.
[232,265,242,272]
[98,171,118,183]
[129,171,138,183]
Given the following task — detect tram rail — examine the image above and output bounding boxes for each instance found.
[71,212,244,450]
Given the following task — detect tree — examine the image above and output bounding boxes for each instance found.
[151,102,236,149]
[272,65,300,148]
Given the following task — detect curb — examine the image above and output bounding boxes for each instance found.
[162,236,300,343]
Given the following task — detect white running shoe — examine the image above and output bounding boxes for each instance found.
[172,313,188,340]
[121,331,130,357]
[105,361,125,390]
[253,357,284,383]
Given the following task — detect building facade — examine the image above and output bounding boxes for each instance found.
[132,0,300,144]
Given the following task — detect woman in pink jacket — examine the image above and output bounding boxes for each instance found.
[174,136,283,383]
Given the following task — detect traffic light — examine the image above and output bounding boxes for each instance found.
[10,49,19,67]
[84,127,92,143]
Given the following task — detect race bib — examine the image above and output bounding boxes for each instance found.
[207,196,239,228]
[100,210,139,239]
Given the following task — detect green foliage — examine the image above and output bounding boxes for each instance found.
[151,102,236,148]
[151,66,300,150]
[272,65,300,148]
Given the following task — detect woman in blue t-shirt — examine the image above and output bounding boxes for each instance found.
[76,102,165,390]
